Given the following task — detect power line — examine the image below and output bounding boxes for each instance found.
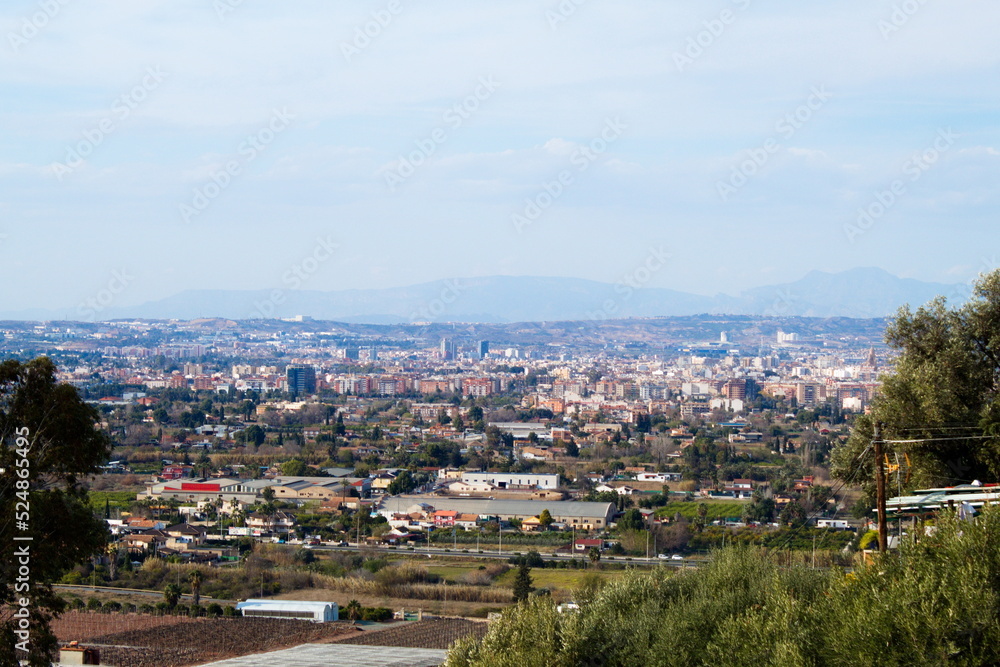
[769,444,872,553]
[883,435,997,444]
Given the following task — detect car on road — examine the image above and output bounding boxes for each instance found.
[671,554,684,561]
[657,553,671,560]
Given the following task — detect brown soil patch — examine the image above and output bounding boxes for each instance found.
[52,611,356,667]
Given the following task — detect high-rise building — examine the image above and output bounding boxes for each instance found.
[440,338,456,360]
[286,365,316,395]
[478,340,490,359]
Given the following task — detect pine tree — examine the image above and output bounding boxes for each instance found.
[513,560,534,602]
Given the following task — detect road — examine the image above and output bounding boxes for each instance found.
[310,543,701,567]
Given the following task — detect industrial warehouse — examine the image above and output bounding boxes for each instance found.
[376,497,616,530]
[235,599,339,623]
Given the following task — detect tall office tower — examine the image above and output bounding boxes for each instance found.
[286,365,317,395]
[478,340,490,359]
[440,338,456,360]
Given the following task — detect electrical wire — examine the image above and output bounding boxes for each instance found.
[883,435,997,444]
[768,444,872,552]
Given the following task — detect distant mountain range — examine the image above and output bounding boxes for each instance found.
[1,268,971,323]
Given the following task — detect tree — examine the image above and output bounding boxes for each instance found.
[387,470,417,495]
[447,512,1000,666]
[779,500,807,526]
[344,599,362,621]
[163,583,182,609]
[617,508,645,532]
[742,493,776,524]
[242,424,266,448]
[280,458,308,476]
[512,560,534,602]
[565,439,579,457]
[588,547,601,563]
[188,570,203,608]
[0,358,112,665]
[834,270,1000,494]
[538,509,554,530]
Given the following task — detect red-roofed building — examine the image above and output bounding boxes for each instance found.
[433,510,458,527]
[574,538,604,552]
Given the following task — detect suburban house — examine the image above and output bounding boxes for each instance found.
[574,538,604,552]
[246,510,297,535]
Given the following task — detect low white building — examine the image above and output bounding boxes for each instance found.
[460,472,558,490]
[236,599,338,622]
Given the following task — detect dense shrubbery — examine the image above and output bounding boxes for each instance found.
[448,505,1000,666]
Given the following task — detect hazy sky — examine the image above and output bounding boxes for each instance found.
[1,0,998,312]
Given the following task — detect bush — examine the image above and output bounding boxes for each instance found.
[360,606,392,622]
[173,604,189,616]
[67,597,85,610]
[448,506,1000,666]
[469,607,503,618]
[206,603,223,617]
[86,598,102,611]
[138,604,155,614]
[509,551,545,568]
[223,605,237,617]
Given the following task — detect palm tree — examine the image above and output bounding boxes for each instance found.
[163,583,182,608]
[344,599,362,621]
[188,570,204,608]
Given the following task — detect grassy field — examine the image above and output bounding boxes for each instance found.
[655,500,747,521]
[89,490,141,512]
[493,568,622,592]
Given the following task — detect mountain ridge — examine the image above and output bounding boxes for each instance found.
[0,268,971,323]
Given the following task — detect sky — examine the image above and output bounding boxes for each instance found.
[1,0,999,314]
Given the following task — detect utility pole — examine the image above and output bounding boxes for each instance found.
[874,422,888,553]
